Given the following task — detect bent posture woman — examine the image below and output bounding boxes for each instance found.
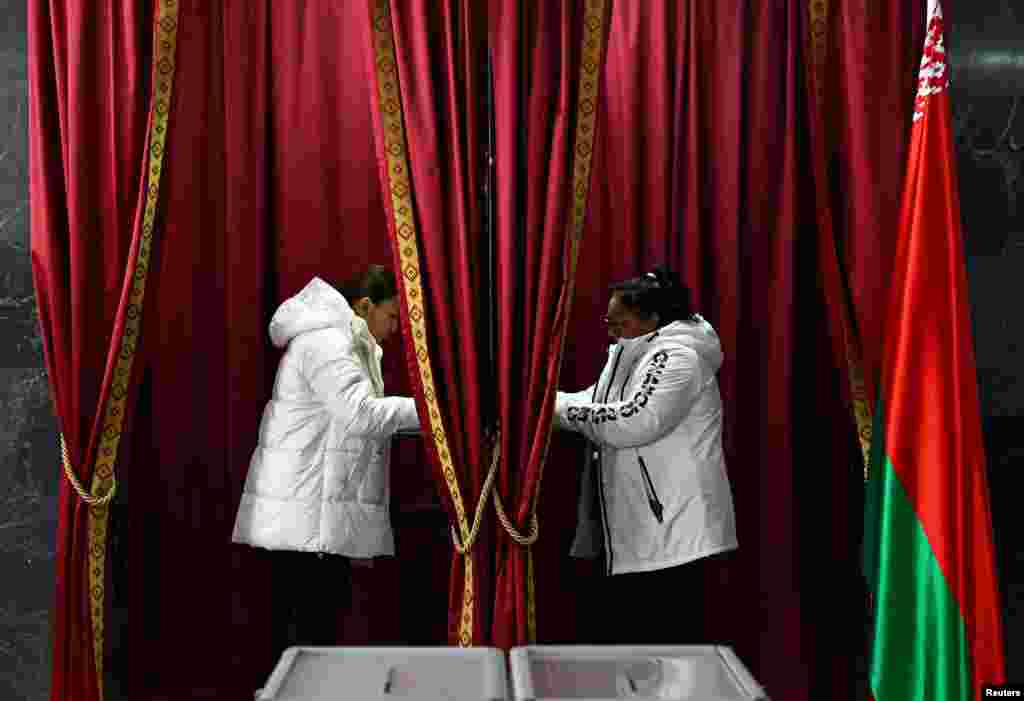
[232,265,419,652]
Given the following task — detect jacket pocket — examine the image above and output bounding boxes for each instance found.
[635,451,664,523]
[357,443,388,506]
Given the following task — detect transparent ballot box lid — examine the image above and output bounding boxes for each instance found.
[256,646,509,701]
[508,646,767,701]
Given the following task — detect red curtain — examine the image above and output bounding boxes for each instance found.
[118,2,418,696]
[803,1,927,694]
[587,2,808,693]
[31,2,483,694]
[363,0,493,646]
[28,1,934,698]
[488,0,611,648]
[546,0,920,698]
[828,1,928,403]
[28,1,169,699]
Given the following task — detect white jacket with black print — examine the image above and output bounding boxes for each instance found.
[231,277,419,558]
[554,316,738,575]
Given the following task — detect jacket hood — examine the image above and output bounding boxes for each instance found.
[617,314,723,372]
[661,315,723,371]
[268,277,373,349]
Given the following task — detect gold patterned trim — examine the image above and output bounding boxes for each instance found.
[808,0,829,107]
[849,353,873,480]
[84,1,180,693]
[522,0,609,643]
[367,0,476,647]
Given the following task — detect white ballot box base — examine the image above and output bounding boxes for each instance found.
[256,646,509,701]
[508,646,767,701]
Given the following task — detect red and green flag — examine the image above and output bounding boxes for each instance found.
[862,1,1007,699]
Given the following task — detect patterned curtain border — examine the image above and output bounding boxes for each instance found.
[85,0,180,693]
[809,0,828,106]
[366,0,477,646]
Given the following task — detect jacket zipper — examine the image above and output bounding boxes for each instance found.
[617,333,665,524]
[595,347,622,576]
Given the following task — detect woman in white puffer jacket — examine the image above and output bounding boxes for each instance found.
[555,266,737,645]
[232,265,419,651]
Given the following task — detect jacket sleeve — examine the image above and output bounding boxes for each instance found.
[554,384,596,431]
[303,334,420,438]
[558,347,704,448]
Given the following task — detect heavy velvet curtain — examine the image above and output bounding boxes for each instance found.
[545,1,927,699]
[556,4,816,697]
[28,1,931,699]
[828,0,928,405]
[123,2,419,696]
[488,0,610,649]
[363,0,493,646]
[28,1,169,699]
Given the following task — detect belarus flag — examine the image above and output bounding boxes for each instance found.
[862,1,1008,699]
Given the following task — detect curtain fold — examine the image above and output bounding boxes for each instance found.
[121,2,412,695]
[363,0,493,645]
[488,0,610,648]
[27,1,936,697]
[800,0,927,489]
[830,0,927,406]
[551,0,894,697]
[28,1,174,699]
[801,5,926,690]
[806,0,876,477]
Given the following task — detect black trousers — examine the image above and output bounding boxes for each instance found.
[585,552,733,645]
[267,550,353,655]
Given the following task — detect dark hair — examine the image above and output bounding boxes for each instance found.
[610,265,694,325]
[338,264,398,305]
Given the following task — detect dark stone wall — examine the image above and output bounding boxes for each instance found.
[0,2,60,700]
[0,2,1019,699]
[952,0,1024,679]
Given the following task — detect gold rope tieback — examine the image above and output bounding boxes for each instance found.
[492,482,539,546]
[60,433,117,507]
[451,428,501,554]
[450,428,540,552]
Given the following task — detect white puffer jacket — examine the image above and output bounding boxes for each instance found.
[555,316,738,575]
[231,277,419,558]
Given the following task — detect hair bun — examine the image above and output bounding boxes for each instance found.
[649,265,678,290]
[610,266,694,325]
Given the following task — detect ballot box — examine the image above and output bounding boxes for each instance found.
[256,646,509,700]
[508,646,767,701]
